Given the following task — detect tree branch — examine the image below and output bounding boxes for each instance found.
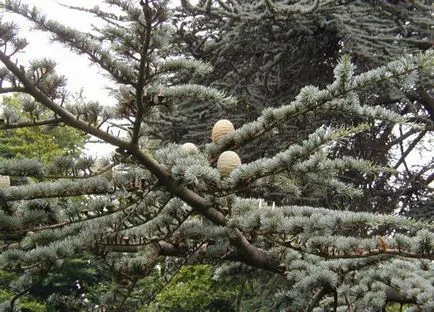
[385,287,417,305]
[417,86,434,122]
[132,0,153,145]
[0,178,112,201]
[0,117,60,130]
[393,130,426,170]
[304,287,329,312]
[0,86,25,93]
[0,50,131,149]
[2,2,136,86]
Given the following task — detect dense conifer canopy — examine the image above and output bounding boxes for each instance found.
[0,0,433,311]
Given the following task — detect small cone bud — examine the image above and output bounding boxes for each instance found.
[181,142,198,154]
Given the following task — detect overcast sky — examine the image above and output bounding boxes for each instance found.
[6,1,119,155]
[9,0,114,105]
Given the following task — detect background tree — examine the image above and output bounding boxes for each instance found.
[166,1,434,308]
[0,1,433,311]
[0,95,85,161]
[155,0,434,216]
[0,93,102,311]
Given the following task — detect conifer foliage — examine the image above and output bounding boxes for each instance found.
[170,0,434,215]
[0,0,433,311]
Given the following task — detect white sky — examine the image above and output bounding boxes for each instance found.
[8,0,114,105]
[6,0,117,156]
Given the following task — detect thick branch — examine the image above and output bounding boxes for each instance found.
[0,117,60,130]
[100,240,243,264]
[0,86,25,93]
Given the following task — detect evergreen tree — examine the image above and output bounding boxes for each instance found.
[0,93,96,311]
[160,0,434,216]
[0,1,433,311]
[0,94,85,161]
